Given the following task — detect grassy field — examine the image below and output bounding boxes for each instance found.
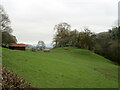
[2,47,118,88]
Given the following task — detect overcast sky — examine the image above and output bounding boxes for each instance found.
[1,0,119,45]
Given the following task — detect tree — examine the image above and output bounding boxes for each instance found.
[2,31,17,47]
[36,41,45,51]
[94,27,120,64]
[53,23,95,49]
[75,27,95,49]
[0,5,17,46]
[0,5,12,33]
[69,29,79,46]
[53,22,71,47]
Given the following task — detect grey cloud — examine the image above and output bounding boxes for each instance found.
[1,0,119,44]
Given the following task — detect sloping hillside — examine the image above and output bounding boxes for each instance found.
[2,47,118,88]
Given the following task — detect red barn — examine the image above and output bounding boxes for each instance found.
[9,44,27,50]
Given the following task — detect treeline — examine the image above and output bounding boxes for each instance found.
[53,22,120,64]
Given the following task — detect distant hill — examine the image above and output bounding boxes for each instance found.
[26,44,34,48]
[45,44,53,48]
[32,44,53,49]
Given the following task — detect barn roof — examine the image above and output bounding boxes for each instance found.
[9,44,27,47]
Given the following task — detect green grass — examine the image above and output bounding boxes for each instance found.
[2,47,118,88]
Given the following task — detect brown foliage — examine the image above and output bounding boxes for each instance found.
[2,66,33,89]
